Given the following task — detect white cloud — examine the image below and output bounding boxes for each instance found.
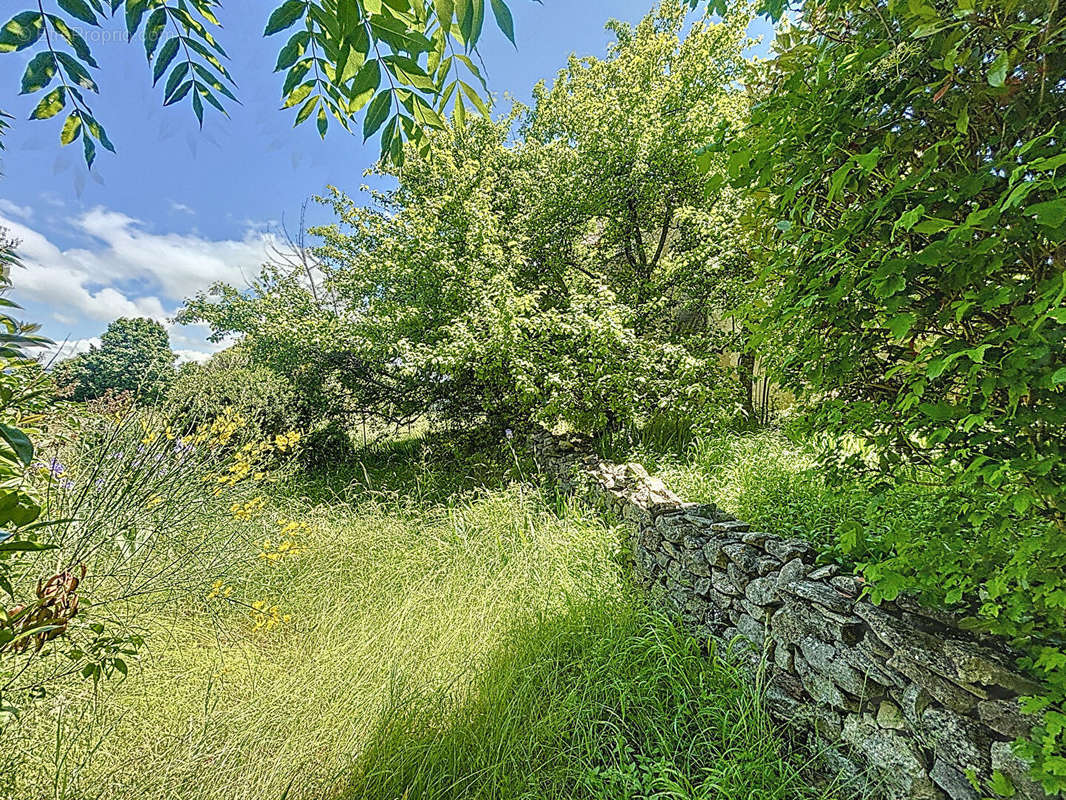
[0,208,274,363]
[169,202,196,215]
[39,336,100,365]
[175,349,213,365]
[0,199,33,220]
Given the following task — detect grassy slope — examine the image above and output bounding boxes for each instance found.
[5,436,848,800]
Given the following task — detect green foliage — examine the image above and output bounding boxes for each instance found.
[53,317,176,403]
[1,0,522,167]
[0,227,56,699]
[718,0,1066,789]
[167,348,297,437]
[182,2,758,435]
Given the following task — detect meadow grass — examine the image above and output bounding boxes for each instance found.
[4,434,849,800]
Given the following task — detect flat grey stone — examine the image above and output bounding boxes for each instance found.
[736,612,766,648]
[765,537,813,562]
[977,698,1032,740]
[723,542,760,573]
[876,700,907,730]
[991,741,1048,800]
[776,558,808,587]
[930,758,981,800]
[711,568,741,597]
[921,706,991,777]
[841,715,939,799]
[745,575,781,607]
[808,564,839,581]
[783,580,855,614]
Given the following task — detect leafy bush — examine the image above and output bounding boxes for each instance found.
[716,0,1066,789]
[168,348,297,437]
[297,423,356,471]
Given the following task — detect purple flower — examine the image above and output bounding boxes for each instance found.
[95,478,107,491]
[109,451,124,460]
[504,429,514,440]
[48,458,66,477]
[60,479,75,491]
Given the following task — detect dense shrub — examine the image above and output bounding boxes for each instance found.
[167,348,297,437]
[717,0,1066,786]
[297,423,357,471]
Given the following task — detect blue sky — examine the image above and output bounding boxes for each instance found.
[0,0,772,362]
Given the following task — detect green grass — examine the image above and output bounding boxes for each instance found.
[3,435,850,800]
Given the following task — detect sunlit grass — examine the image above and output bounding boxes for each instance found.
[4,437,850,800]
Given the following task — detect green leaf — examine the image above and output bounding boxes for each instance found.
[0,11,45,53]
[265,0,307,35]
[0,424,32,466]
[349,58,380,111]
[1026,199,1066,228]
[987,50,1009,87]
[56,0,98,25]
[316,105,328,137]
[489,0,515,45]
[912,218,954,234]
[144,7,167,59]
[163,61,191,102]
[125,0,149,37]
[47,15,98,67]
[293,93,319,125]
[29,86,66,120]
[55,51,98,92]
[60,111,82,145]
[153,38,180,85]
[20,51,57,95]
[82,128,96,167]
[886,313,916,340]
[363,89,391,140]
[274,30,309,71]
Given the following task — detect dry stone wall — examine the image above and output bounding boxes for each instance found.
[532,429,1050,800]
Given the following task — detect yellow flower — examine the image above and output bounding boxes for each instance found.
[146,493,163,509]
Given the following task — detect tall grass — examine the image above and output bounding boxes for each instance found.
[4,433,848,800]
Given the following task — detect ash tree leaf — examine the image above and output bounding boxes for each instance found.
[20,51,57,95]
[55,51,99,92]
[294,93,319,125]
[47,15,98,66]
[82,128,96,167]
[153,38,180,84]
[0,11,45,53]
[265,0,307,35]
[363,89,391,140]
[125,0,149,38]
[489,0,515,45]
[163,61,191,102]
[57,0,99,26]
[60,110,82,144]
[317,105,328,137]
[144,7,167,59]
[29,86,65,119]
